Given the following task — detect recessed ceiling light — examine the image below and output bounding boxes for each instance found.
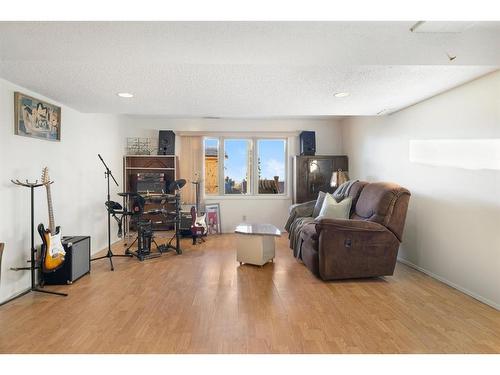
[334,92,350,98]
[117,92,134,98]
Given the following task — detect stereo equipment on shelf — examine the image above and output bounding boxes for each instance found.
[43,236,91,285]
[136,172,169,193]
[300,131,316,156]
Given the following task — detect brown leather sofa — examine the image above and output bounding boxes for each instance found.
[299,181,411,280]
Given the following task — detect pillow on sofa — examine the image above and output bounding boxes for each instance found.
[317,193,352,220]
[312,191,327,218]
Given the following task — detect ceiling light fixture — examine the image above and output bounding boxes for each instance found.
[117,92,134,98]
[334,92,350,98]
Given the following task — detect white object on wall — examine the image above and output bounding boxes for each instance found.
[409,139,500,170]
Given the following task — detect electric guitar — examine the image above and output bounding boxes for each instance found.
[38,167,65,272]
[191,177,208,233]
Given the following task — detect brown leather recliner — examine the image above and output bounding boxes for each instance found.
[300,181,411,280]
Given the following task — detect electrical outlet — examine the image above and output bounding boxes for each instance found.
[242,215,247,222]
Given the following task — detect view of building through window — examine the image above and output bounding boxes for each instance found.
[224,139,250,194]
[257,139,286,194]
[203,137,286,195]
[204,138,219,195]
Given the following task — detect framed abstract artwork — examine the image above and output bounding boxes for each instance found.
[205,203,222,234]
[14,92,61,141]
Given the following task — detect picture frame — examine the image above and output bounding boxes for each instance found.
[205,203,222,234]
[14,92,61,141]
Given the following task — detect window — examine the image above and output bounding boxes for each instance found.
[257,139,286,194]
[203,136,287,196]
[204,138,219,195]
[224,139,251,194]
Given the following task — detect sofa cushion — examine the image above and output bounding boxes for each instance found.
[312,191,327,218]
[347,181,368,217]
[317,194,352,221]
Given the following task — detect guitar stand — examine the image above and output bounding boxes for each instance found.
[91,154,132,271]
[1,179,68,306]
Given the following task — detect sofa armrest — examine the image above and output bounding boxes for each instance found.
[312,218,401,280]
[285,200,316,233]
[289,200,316,215]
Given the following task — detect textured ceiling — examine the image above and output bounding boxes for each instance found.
[0,21,498,116]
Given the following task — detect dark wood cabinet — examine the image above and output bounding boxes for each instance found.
[123,155,178,231]
[292,155,348,203]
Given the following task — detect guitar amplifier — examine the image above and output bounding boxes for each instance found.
[179,210,193,237]
[43,236,91,285]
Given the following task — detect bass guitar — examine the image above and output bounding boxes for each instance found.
[191,176,208,233]
[38,167,65,272]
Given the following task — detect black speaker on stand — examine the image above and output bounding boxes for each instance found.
[158,130,175,155]
[300,131,316,156]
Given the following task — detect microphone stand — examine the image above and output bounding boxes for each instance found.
[91,154,131,271]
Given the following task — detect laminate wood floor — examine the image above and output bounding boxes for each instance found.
[0,234,499,353]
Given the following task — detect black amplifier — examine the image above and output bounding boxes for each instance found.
[43,236,91,285]
[179,210,193,237]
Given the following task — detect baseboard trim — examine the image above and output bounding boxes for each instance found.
[397,257,500,311]
[1,239,121,306]
[0,287,31,307]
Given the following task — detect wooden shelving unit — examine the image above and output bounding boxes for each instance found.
[123,155,178,231]
[292,155,348,203]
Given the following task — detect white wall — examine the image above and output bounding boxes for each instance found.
[0,78,123,304]
[341,71,500,310]
[120,117,343,232]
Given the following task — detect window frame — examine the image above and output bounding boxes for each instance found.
[203,135,289,199]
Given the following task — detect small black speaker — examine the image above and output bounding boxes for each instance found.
[300,131,316,156]
[158,130,175,155]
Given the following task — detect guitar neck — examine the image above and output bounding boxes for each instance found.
[195,182,200,213]
[45,184,56,233]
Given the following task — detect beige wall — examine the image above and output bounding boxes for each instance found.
[0,78,123,304]
[341,71,500,309]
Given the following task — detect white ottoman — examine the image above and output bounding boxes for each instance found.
[234,223,281,266]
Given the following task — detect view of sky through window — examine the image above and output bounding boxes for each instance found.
[204,137,286,195]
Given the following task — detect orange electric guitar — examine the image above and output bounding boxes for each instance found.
[38,167,65,272]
